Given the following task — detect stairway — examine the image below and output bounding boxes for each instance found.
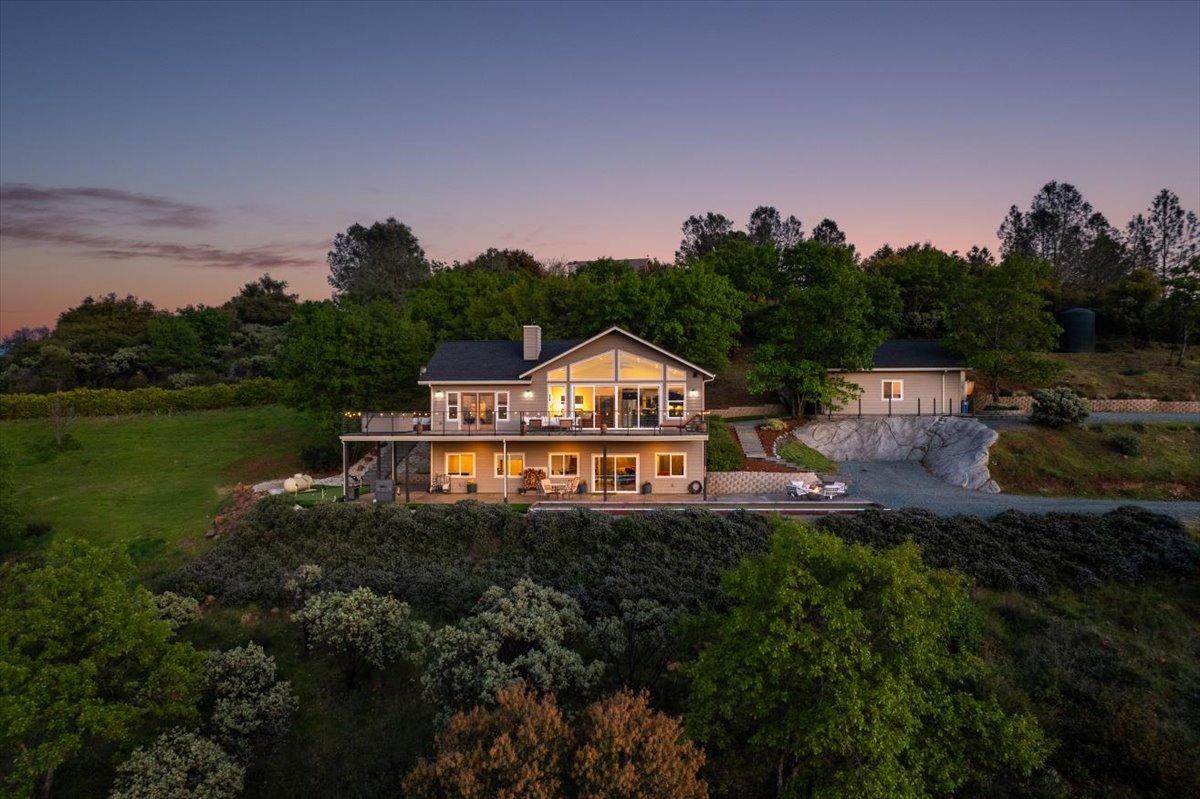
[361,442,423,484]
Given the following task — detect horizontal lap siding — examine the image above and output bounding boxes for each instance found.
[838,370,965,415]
[430,440,705,494]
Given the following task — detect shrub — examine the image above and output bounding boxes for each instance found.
[762,417,788,431]
[152,591,201,630]
[167,500,772,617]
[403,684,706,799]
[705,415,745,471]
[817,506,1200,595]
[1030,386,1090,428]
[686,523,1048,797]
[292,587,429,687]
[109,729,244,799]
[421,579,604,718]
[0,378,283,419]
[203,642,298,760]
[282,564,323,608]
[1107,432,1143,457]
[299,441,341,473]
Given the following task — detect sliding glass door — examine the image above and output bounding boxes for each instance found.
[593,455,637,493]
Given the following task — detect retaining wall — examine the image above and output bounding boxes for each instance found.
[709,404,788,419]
[976,395,1200,415]
[708,470,818,495]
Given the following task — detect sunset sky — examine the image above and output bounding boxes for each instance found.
[1,0,1197,335]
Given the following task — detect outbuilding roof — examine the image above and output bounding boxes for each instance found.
[871,339,965,369]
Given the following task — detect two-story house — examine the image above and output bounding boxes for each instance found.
[340,325,713,499]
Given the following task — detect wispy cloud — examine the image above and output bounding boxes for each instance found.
[0,182,321,269]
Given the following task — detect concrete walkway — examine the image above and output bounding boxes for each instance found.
[837,460,1200,520]
[731,421,769,458]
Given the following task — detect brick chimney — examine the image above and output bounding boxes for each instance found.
[523,325,542,361]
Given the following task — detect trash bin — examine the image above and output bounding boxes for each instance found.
[960,399,970,415]
[373,479,395,503]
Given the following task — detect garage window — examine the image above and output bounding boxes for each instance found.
[655,453,686,477]
[882,380,903,401]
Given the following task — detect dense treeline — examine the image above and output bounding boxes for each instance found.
[5,185,1197,414]
[159,500,1200,798]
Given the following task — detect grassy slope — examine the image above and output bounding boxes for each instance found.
[1,406,315,565]
[999,344,1200,400]
[988,423,1200,500]
[777,439,836,472]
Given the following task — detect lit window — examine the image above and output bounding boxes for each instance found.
[570,351,615,380]
[494,453,524,477]
[666,365,686,381]
[547,366,566,381]
[655,453,685,477]
[496,392,509,421]
[618,350,663,380]
[445,453,475,477]
[667,385,685,418]
[882,380,903,401]
[549,453,579,477]
[548,384,568,418]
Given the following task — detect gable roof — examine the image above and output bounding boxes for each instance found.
[870,339,964,370]
[418,326,715,384]
[419,338,580,383]
[517,326,716,378]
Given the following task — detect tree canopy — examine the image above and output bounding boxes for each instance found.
[944,254,1062,400]
[0,540,205,797]
[747,241,897,415]
[686,522,1048,798]
[276,300,432,415]
[327,217,432,303]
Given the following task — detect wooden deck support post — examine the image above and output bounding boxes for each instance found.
[404,446,410,503]
[602,443,608,502]
[341,440,349,499]
[502,439,508,504]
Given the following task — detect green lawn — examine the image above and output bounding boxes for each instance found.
[777,439,837,472]
[1,405,318,565]
[988,422,1200,500]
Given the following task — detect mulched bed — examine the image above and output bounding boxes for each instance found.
[756,418,803,457]
[741,458,803,473]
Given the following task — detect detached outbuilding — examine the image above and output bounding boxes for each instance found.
[830,339,970,416]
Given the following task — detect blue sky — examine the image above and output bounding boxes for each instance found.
[1,0,1197,332]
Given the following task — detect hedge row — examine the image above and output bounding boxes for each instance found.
[167,500,1198,619]
[0,378,284,419]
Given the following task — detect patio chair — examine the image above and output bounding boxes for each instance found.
[528,418,543,431]
[562,476,580,496]
[539,478,564,499]
[431,473,451,493]
[558,417,574,430]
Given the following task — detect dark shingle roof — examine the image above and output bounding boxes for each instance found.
[871,339,964,369]
[421,339,581,382]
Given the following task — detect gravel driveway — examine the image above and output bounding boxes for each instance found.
[837,460,1200,520]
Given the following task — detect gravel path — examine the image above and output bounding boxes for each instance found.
[837,460,1200,520]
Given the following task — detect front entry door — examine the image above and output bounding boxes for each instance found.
[593,455,637,493]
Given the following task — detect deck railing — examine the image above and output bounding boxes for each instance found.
[342,410,708,436]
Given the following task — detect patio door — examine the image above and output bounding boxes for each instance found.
[593,454,637,493]
[619,387,639,428]
[459,392,495,428]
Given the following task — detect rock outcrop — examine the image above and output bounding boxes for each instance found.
[790,416,1000,493]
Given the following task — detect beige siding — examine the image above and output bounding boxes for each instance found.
[837,370,966,415]
[427,331,708,427]
[431,440,705,495]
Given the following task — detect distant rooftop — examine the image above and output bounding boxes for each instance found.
[561,257,656,273]
[871,339,964,369]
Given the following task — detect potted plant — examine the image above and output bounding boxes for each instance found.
[466,482,477,494]
[641,482,652,494]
